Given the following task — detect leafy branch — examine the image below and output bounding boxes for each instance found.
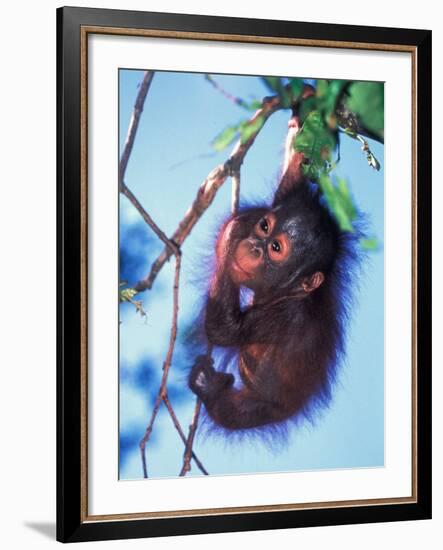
[210,76,383,241]
[120,73,287,477]
[133,92,284,293]
[119,71,207,477]
[204,74,261,111]
[119,284,147,320]
[120,73,384,478]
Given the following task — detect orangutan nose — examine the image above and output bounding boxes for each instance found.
[248,240,263,258]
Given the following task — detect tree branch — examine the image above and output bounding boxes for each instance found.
[121,181,180,256]
[119,71,155,188]
[335,98,384,144]
[139,252,182,478]
[179,399,203,476]
[134,95,282,292]
[119,70,210,478]
[180,343,214,477]
[163,394,209,475]
[204,74,251,110]
[231,169,241,214]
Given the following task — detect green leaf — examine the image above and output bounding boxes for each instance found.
[298,96,316,123]
[318,173,357,232]
[119,287,147,319]
[336,177,357,221]
[295,111,337,159]
[120,288,138,302]
[345,82,384,137]
[262,76,283,93]
[302,161,323,181]
[312,80,349,130]
[261,77,291,108]
[239,114,266,144]
[327,80,348,102]
[246,99,263,111]
[322,80,348,126]
[212,107,269,152]
[211,124,240,151]
[294,110,337,180]
[360,237,379,251]
[343,127,357,138]
[288,78,304,102]
[316,79,329,99]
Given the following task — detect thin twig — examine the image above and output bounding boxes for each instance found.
[180,344,213,477]
[179,163,241,476]
[123,72,280,478]
[231,169,241,215]
[119,71,155,188]
[204,74,251,110]
[120,181,180,256]
[134,95,282,292]
[179,102,244,476]
[163,394,209,475]
[119,69,208,477]
[180,399,203,477]
[139,252,182,478]
[139,393,163,479]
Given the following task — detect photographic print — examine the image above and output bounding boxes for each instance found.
[118,70,385,480]
[57,8,431,542]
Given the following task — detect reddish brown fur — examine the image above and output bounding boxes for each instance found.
[189,109,359,432]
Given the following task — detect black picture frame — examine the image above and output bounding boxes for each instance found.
[57,6,432,543]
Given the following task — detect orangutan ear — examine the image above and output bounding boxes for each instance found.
[302,271,325,293]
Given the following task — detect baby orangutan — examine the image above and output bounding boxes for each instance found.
[189,111,358,431]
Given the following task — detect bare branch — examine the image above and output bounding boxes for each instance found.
[139,393,162,478]
[119,71,155,188]
[231,169,241,215]
[180,344,213,477]
[121,76,281,477]
[205,74,251,109]
[139,252,182,478]
[121,181,180,256]
[134,95,282,292]
[180,399,203,477]
[118,69,209,477]
[163,394,209,475]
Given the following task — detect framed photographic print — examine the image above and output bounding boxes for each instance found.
[56,6,432,543]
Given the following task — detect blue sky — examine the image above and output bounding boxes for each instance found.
[119,70,385,480]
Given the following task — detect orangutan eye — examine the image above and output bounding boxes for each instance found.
[271,240,281,253]
[259,218,269,233]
